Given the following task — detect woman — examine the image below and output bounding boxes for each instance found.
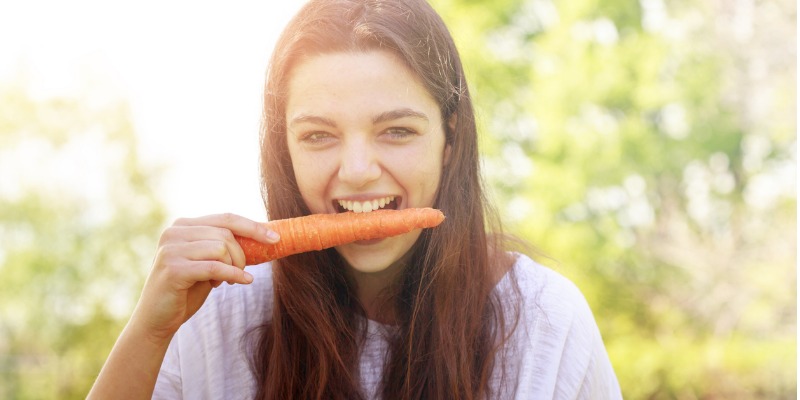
[90,0,621,398]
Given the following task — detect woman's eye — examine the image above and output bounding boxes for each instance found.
[383,127,417,140]
[300,131,334,144]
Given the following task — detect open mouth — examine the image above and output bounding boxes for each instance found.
[334,196,400,213]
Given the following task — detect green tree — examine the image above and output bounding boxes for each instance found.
[0,77,166,398]
[433,0,796,397]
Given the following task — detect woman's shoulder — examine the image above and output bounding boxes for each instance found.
[494,253,622,399]
[495,252,603,358]
[499,253,590,314]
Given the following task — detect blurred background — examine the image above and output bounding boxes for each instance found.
[0,0,795,398]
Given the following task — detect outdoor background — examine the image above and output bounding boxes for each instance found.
[0,0,795,398]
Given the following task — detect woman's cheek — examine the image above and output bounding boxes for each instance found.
[292,154,330,213]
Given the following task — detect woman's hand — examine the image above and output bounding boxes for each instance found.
[130,213,279,342]
[88,213,278,399]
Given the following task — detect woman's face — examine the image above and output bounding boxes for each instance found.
[285,50,448,275]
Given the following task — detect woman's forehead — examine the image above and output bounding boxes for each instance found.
[284,51,440,120]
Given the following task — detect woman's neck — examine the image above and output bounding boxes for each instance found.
[348,250,413,325]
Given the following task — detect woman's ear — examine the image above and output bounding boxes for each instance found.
[444,113,457,166]
[448,112,457,132]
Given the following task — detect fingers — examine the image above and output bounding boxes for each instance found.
[189,261,254,285]
[181,240,233,265]
[162,226,245,268]
[168,260,253,285]
[180,261,253,285]
[174,213,280,245]
[157,242,253,285]
[182,239,236,286]
[156,213,275,288]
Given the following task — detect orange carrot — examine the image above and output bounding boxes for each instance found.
[235,208,445,265]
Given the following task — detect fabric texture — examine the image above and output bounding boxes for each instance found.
[153,254,622,399]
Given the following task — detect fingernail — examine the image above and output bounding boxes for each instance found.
[266,230,280,242]
[243,271,254,283]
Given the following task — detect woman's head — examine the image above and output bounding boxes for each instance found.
[261,0,481,229]
[284,50,450,275]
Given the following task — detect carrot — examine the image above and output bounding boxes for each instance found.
[235,207,445,265]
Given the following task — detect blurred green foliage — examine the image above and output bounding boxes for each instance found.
[0,79,166,398]
[432,0,796,398]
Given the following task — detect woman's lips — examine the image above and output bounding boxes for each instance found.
[351,237,386,245]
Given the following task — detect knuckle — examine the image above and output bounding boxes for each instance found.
[203,261,218,277]
[173,217,190,226]
[159,226,180,244]
[230,266,244,281]
[218,227,235,241]
[155,243,176,260]
[160,260,183,280]
[205,261,227,279]
[155,254,186,281]
[154,244,182,268]
[220,213,236,225]
[212,241,228,259]
[251,220,265,236]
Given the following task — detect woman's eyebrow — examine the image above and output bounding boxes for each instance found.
[289,108,429,128]
[289,114,337,128]
[372,108,429,124]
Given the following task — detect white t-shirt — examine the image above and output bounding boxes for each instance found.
[153,254,622,399]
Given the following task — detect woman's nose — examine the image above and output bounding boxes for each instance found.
[338,138,381,188]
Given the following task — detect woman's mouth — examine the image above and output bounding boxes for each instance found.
[334,196,399,213]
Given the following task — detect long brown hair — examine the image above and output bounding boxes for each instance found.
[252,1,518,398]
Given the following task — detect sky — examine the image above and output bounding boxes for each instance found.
[0,0,307,222]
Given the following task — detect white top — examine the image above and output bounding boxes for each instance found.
[153,254,622,399]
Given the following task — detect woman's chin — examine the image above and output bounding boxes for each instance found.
[339,251,399,275]
[337,233,419,276]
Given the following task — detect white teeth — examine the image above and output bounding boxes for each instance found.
[337,196,395,213]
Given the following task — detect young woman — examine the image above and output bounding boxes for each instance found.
[90,0,621,398]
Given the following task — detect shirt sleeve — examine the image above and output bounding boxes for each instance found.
[556,282,622,399]
[149,263,273,399]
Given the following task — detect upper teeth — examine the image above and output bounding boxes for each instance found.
[338,196,395,213]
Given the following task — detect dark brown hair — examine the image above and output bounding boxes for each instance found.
[252,1,518,398]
